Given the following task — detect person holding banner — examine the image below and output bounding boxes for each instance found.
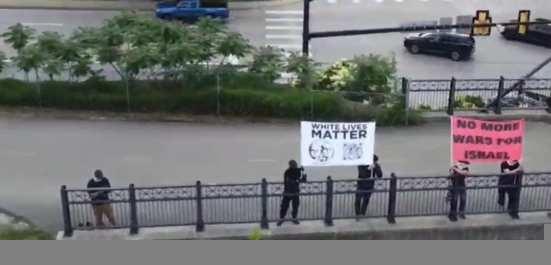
[499,160,524,219]
[355,155,383,218]
[448,161,470,222]
[277,160,307,226]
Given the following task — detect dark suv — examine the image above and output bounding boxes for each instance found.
[404,32,475,61]
[499,18,551,48]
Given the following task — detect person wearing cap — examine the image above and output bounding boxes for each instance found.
[277,160,307,226]
[448,161,470,222]
[499,160,524,219]
[355,155,383,217]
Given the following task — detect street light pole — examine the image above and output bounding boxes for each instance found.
[302,0,311,56]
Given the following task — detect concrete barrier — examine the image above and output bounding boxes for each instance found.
[59,211,551,240]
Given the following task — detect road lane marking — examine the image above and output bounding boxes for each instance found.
[266,18,303,23]
[266,26,302,31]
[270,44,302,49]
[21,22,63,27]
[265,10,302,15]
[248,158,277,163]
[266,34,302,40]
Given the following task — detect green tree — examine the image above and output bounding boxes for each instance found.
[349,54,397,104]
[249,46,284,83]
[1,23,35,52]
[286,52,319,90]
[0,51,6,75]
[37,31,66,80]
[216,32,251,66]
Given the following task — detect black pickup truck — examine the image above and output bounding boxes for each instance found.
[499,18,551,48]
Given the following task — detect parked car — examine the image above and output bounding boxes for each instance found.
[498,18,551,48]
[404,32,475,61]
[155,0,229,23]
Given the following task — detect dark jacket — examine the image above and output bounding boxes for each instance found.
[283,168,305,194]
[499,162,523,186]
[450,169,467,188]
[87,177,111,204]
[357,163,383,190]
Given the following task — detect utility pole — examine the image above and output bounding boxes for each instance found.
[302,0,311,56]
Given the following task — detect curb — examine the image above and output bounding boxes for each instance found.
[0,0,300,12]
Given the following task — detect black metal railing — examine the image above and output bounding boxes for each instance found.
[60,172,551,237]
[404,77,551,114]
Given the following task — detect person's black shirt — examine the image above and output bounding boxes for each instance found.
[87,177,111,202]
[500,161,522,185]
[450,169,467,187]
[357,164,383,190]
[283,168,303,194]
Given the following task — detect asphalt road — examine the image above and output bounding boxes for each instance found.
[2,0,551,80]
[1,117,551,232]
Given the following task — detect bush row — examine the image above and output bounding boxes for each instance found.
[0,78,422,125]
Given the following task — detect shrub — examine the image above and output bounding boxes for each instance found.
[454,95,485,109]
[0,226,53,240]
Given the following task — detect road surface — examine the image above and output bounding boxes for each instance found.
[1,0,551,80]
[1,117,551,231]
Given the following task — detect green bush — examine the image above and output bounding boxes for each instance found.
[0,77,420,126]
[0,226,53,240]
[454,95,485,109]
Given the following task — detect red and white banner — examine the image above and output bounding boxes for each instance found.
[451,117,525,164]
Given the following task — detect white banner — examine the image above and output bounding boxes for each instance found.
[300,121,376,167]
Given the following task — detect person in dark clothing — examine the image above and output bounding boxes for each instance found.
[499,160,523,219]
[277,160,307,226]
[355,155,383,217]
[448,161,469,222]
[87,169,116,227]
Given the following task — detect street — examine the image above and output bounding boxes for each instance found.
[1,117,551,232]
[1,0,551,80]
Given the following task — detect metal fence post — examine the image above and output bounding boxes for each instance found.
[196,181,205,232]
[129,184,139,235]
[495,76,505,115]
[387,174,397,224]
[402,77,410,126]
[447,77,456,115]
[324,176,334,226]
[60,185,73,237]
[260,179,269,229]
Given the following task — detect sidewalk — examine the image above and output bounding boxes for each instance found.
[0,0,299,11]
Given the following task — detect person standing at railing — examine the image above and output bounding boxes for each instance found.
[448,161,470,222]
[355,155,383,218]
[499,160,524,219]
[277,160,307,226]
[87,169,116,227]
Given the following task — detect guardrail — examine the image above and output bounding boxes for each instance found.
[403,77,551,114]
[60,172,551,237]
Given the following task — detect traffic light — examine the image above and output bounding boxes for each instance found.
[518,10,531,35]
[472,10,492,36]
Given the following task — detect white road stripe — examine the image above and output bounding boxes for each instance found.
[266,26,302,31]
[266,18,303,23]
[21,22,63,27]
[266,34,302,40]
[265,10,302,15]
[248,158,277,163]
[270,44,302,49]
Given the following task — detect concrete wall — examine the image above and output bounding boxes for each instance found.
[60,212,551,240]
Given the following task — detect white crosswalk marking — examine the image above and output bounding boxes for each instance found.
[265,18,303,23]
[322,0,456,4]
[266,35,302,40]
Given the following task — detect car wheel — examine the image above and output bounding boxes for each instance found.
[450,51,462,61]
[409,45,420,54]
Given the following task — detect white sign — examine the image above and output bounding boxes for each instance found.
[300,121,376,167]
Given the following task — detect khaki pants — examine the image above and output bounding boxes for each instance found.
[92,204,116,227]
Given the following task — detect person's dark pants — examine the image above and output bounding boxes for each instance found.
[449,188,466,217]
[497,177,507,206]
[507,187,521,215]
[355,189,373,216]
[280,195,300,219]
